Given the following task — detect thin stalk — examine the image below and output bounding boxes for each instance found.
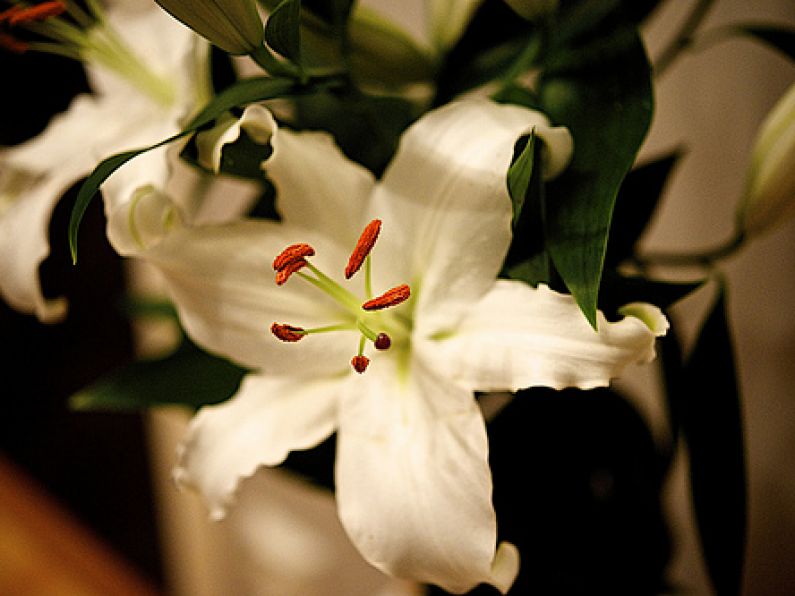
[635,231,744,268]
[654,0,716,77]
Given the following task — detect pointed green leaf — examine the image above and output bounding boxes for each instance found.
[68,76,298,262]
[681,284,746,596]
[538,30,653,327]
[70,339,247,411]
[507,131,537,226]
[265,0,303,62]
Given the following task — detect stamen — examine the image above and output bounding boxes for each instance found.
[0,6,24,24]
[273,243,315,271]
[0,32,28,53]
[345,219,381,279]
[7,1,67,25]
[275,258,308,285]
[351,355,370,374]
[271,323,305,342]
[374,333,391,350]
[361,284,411,311]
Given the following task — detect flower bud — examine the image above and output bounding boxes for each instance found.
[503,0,559,21]
[737,83,795,237]
[154,0,263,55]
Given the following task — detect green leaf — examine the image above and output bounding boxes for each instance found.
[681,283,746,596]
[69,76,298,262]
[606,150,682,267]
[507,130,537,226]
[724,24,795,62]
[265,0,303,62]
[538,30,653,327]
[504,132,551,286]
[70,339,247,411]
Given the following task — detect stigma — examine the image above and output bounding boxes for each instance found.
[270,220,410,374]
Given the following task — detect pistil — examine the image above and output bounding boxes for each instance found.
[269,220,411,373]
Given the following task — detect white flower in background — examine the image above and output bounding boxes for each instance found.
[146,99,668,593]
[737,82,795,238]
[0,0,209,321]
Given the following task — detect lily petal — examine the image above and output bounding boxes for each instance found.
[430,281,668,392]
[368,99,570,334]
[266,128,376,248]
[195,104,276,173]
[148,220,358,376]
[336,357,517,593]
[0,169,70,321]
[175,372,341,520]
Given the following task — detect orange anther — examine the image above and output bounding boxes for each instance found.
[270,323,305,342]
[273,242,315,271]
[0,32,28,53]
[374,333,391,350]
[351,355,370,373]
[345,219,381,279]
[361,284,410,311]
[8,1,66,25]
[0,6,24,24]
[275,258,308,285]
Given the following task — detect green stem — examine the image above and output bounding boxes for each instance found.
[635,231,744,268]
[654,0,716,77]
[249,44,304,80]
[491,35,543,102]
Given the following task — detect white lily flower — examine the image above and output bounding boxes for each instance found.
[148,99,667,593]
[0,1,208,321]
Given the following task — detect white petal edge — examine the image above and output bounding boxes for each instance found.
[195,104,276,173]
[336,357,512,593]
[430,281,668,392]
[174,372,342,520]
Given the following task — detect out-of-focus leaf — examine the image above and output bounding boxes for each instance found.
[292,90,416,175]
[606,151,681,267]
[538,30,653,327]
[680,284,746,596]
[265,0,303,62]
[70,339,247,411]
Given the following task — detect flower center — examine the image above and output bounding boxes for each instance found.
[0,0,177,106]
[270,219,412,374]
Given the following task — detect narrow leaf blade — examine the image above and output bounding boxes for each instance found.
[681,284,746,596]
[265,0,302,61]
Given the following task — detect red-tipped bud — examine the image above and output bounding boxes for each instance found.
[374,333,391,350]
[271,323,305,342]
[345,219,382,279]
[275,258,308,285]
[362,284,410,311]
[273,243,315,271]
[351,355,370,373]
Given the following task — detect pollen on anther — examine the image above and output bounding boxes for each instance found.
[362,284,410,311]
[271,323,305,342]
[273,243,315,271]
[275,258,308,285]
[374,333,391,350]
[345,219,381,279]
[351,355,370,373]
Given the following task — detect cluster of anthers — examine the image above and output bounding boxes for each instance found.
[0,0,66,53]
[270,219,411,374]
